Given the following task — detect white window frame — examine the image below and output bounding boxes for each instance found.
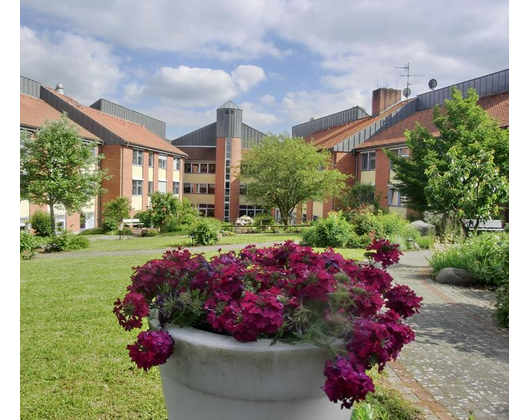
[158,180,167,193]
[148,152,154,167]
[133,149,143,166]
[158,155,167,169]
[361,151,376,171]
[132,180,143,196]
[173,158,180,171]
[173,181,180,195]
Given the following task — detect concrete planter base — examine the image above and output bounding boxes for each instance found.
[158,326,350,420]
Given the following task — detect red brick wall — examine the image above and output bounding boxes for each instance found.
[101,145,122,207]
[375,149,390,208]
[372,88,401,116]
[335,151,356,188]
[142,151,149,210]
[229,138,242,223]
[122,148,133,202]
[167,155,174,196]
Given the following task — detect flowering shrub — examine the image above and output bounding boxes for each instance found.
[115,238,421,408]
[234,215,254,226]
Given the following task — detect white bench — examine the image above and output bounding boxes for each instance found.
[122,219,144,230]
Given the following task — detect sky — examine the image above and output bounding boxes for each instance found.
[20,0,509,140]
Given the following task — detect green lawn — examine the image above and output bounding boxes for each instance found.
[20,244,412,419]
[74,233,305,253]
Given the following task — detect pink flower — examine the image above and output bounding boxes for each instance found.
[366,238,402,268]
[113,292,150,331]
[127,330,174,370]
[384,284,423,318]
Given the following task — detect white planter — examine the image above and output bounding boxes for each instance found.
[157,325,351,420]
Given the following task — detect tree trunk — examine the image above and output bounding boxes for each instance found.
[49,202,56,236]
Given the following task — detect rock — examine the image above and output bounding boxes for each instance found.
[435,267,476,286]
[409,220,436,236]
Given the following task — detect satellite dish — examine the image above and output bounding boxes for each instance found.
[428,79,438,90]
[403,87,411,98]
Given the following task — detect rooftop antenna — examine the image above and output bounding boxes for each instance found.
[395,63,424,98]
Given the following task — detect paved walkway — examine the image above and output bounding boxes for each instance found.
[387,251,509,420]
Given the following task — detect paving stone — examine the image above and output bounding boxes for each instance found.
[386,251,509,420]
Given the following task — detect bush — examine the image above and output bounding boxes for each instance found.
[78,227,106,235]
[189,218,222,246]
[46,232,90,252]
[429,233,508,287]
[135,210,153,228]
[30,210,53,237]
[350,210,384,237]
[20,230,38,259]
[254,214,275,230]
[415,235,435,249]
[141,229,158,237]
[495,280,509,328]
[103,197,131,232]
[301,212,354,248]
[341,183,381,212]
[160,217,181,233]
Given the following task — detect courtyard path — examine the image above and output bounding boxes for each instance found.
[386,251,509,420]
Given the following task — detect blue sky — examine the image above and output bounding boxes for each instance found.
[20,0,509,139]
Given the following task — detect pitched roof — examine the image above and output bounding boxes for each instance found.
[356,91,509,150]
[20,93,101,142]
[218,100,241,110]
[304,101,410,150]
[41,87,186,156]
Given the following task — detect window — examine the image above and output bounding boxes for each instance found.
[55,214,66,232]
[80,212,94,230]
[361,151,376,171]
[132,180,143,196]
[192,163,200,173]
[389,148,409,170]
[173,158,180,171]
[239,205,264,218]
[133,150,143,166]
[148,152,154,167]
[173,182,180,195]
[158,181,167,193]
[208,163,216,174]
[197,204,215,217]
[148,181,154,194]
[184,183,192,194]
[208,184,216,194]
[388,186,404,207]
[159,155,167,169]
[184,163,192,173]
[200,163,208,173]
[197,184,206,194]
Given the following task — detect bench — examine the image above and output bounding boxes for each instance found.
[122,218,144,230]
[463,219,504,232]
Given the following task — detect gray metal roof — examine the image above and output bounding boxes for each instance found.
[218,100,241,110]
[20,76,42,98]
[90,98,166,139]
[292,106,369,139]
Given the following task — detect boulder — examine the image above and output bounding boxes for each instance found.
[409,220,436,236]
[434,267,476,286]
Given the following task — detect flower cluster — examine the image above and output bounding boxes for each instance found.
[114,238,422,408]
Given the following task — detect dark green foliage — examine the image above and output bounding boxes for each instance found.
[341,183,381,212]
[253,213,275,231]
[46,232,90,252]
[135,210,152,228]
[301,212,354,248]
[78,227,106,235]
[495,280,509,328]
[144,194,199,231]
[20,231,38,259]
[102,197,131,232]
[189,218,222,246]
[29,210,53,237]
[160,217,180,233]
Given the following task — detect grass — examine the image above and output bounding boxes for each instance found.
[73,233,305,253]
[20,243,405,419]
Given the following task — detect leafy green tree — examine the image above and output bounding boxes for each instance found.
[20,114,109,235]
[102,197,131,231]
[145,193,198,231]
[386,88,509,235]
[237,134,347,226]
[341,183,381,212]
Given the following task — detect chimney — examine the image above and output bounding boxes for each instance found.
[55,83,64,95]
[372,88,401,116]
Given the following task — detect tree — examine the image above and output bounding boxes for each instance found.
[20,113,109,235]
[102,197,131,232]
[237,134,347,226]
[386,88,509,235]
[341,183,381,212]
[143,193,198,231]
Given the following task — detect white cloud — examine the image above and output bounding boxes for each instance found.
[259,94,276,106]
[20,26,124,104]
[231,65,266,93]
[238,101,278,128]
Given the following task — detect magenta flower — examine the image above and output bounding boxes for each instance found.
[366,238,403,268]
[113,292,150,331]
[127,330,174,370]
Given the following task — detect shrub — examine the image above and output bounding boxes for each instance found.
[495,280,509,328]
[429,233,508,287]
[78,227,106,235]
[350,210,384,237]
[141,229,158,237]
[29,210,53,237]
[103,197,131,232]
[341,183,381,212]
[301,212,354,248]
[20,230,38,259]
[415,235,435,249]
[46,232,90,252]
[135,210,153,228]
[160,217,181,233]
[108,227,133,236]
[189,218,222,246]
[254,214,275,231]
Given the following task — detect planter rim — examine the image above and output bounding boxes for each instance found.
[150,319,343,353]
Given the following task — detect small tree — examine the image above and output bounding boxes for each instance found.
[20,114,108,235]
[386,88,509,235]
[341,183,381,212]
[102,197,131,232]
[237,134,347,226]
